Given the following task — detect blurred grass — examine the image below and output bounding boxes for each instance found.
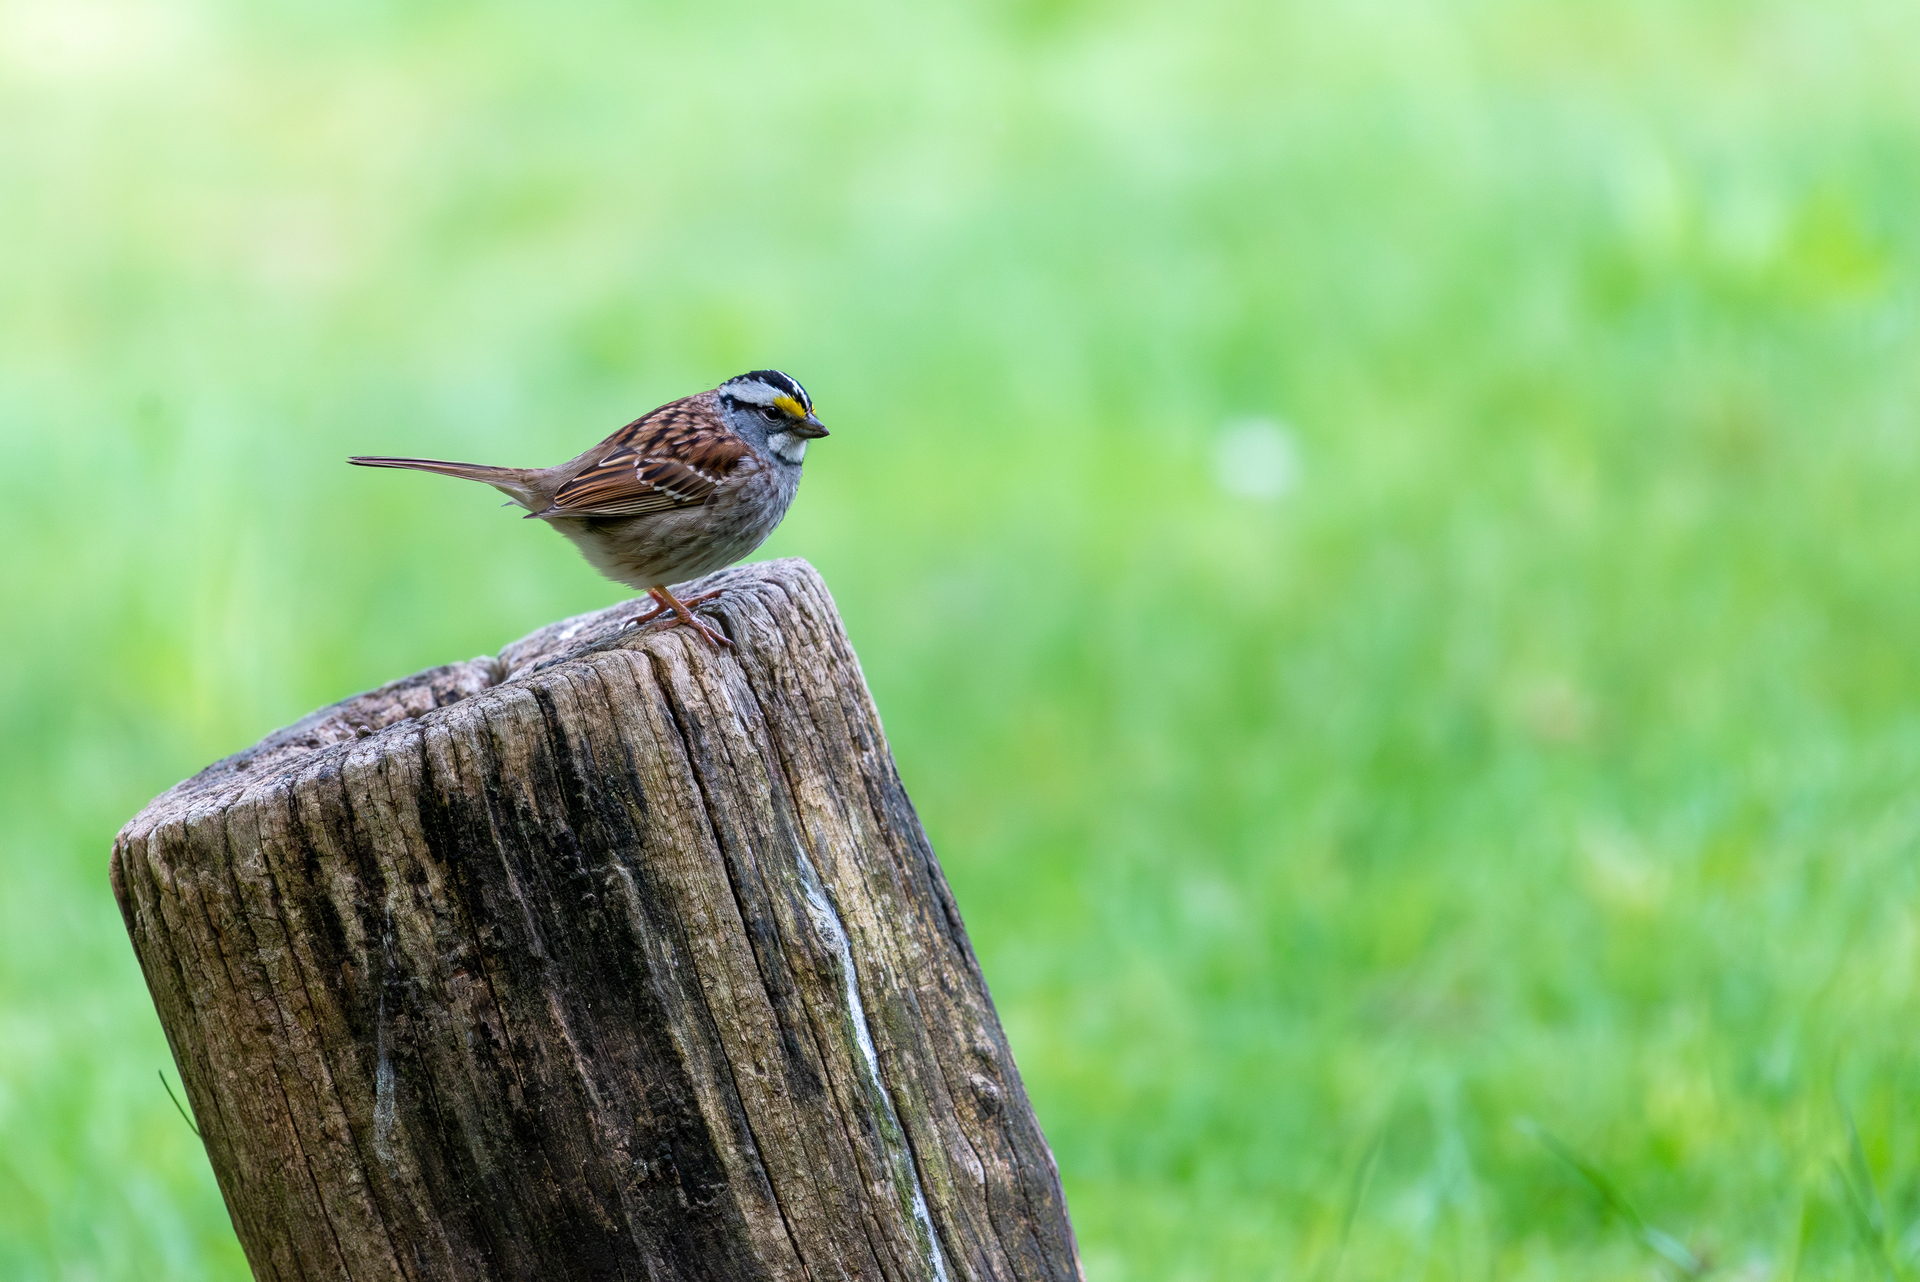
[4,0,1920,1276]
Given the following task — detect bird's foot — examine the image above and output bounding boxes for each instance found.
[623,587,732,649]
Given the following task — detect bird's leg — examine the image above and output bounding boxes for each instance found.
[632,584,733,649]
[623,591,674,630]
[623,587,727,629]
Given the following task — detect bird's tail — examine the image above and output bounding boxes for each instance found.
[348,455,540,509]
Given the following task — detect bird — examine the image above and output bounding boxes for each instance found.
[349,370,828,649]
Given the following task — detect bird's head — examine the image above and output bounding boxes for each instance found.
[717,370,828,466]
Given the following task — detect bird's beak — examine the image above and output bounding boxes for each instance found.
[792,413,829,439]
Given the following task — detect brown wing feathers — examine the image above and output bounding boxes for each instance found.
[543,402,750,518]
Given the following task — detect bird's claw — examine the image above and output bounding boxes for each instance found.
[623,589,732,649]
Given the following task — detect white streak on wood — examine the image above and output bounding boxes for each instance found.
[796,846,951,1282]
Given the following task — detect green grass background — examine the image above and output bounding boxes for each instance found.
[4,0,1920,1276]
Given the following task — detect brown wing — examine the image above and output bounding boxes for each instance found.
[544,399,752,518]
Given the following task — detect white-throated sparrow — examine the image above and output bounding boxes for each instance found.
[351,370,828,648]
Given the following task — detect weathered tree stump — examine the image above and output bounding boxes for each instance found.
[111,558,1083,1282]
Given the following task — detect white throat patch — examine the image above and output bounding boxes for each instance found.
[767,431,808,465]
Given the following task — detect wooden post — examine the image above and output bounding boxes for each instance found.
[111,558,1083,1282]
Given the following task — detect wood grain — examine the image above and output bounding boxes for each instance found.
[112,558,1083,1282]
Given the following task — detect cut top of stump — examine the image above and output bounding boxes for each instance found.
[115,558,876,840]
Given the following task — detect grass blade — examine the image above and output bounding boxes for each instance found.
[159,1069,202,1141]
[1835,1101,1899,1282]
[1518,1119,1707,1277]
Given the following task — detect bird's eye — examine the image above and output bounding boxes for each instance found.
[760,405,783,421]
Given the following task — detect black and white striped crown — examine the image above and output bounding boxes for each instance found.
[719,370,812,414]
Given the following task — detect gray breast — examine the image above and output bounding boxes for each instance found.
[574,454,801,589]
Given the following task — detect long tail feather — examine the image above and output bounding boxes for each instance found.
[347,455,512,481]
[348,455,539,507]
